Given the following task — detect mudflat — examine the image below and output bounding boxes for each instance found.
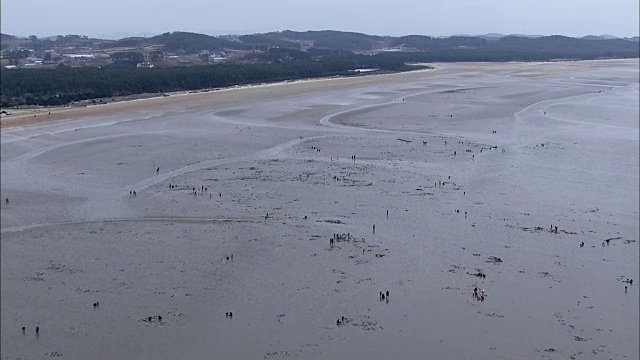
[1,60,638,360]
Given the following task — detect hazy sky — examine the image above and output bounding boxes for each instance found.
[2,0,638,38]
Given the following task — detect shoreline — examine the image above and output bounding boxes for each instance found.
[0,65,436,129]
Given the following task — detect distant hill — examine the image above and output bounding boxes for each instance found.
[238,34,302,50]
[470,33,544,41]
[2,30,638,58]
[258,31,638,57]
[582,35,620,40]
[145,32,251,53]
[96,32,158,40]
[0,33,17,50]
[96,32,251,52]
[475,33,507,41]
[262,30,389,51]
[390,35,486,50]
[1,33,107,51]
[489,35,637,53]
[1,33,16,41]
[103,37,148,48]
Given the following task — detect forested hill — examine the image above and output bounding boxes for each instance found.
[126,32,252,53]
[2,30,638,55]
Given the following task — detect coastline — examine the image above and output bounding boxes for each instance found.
[0,65,436,129]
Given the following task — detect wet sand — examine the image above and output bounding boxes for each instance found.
[1,60,638,360]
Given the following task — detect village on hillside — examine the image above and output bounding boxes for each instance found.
[1,34,244,69]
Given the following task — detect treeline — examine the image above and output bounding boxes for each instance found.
[3,30,639,55]
[0,53,410,107]
[376,48,639,62]
[269,30,388,51]
[135,32,251,53]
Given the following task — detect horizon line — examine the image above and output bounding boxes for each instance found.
[2,29,639,40]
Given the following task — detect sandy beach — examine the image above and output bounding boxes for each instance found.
[1,60,638,360]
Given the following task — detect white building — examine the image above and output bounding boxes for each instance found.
[63,54,94,59]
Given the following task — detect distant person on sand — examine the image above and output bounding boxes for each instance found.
[156,166,160,174]
[373,224,375,234]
